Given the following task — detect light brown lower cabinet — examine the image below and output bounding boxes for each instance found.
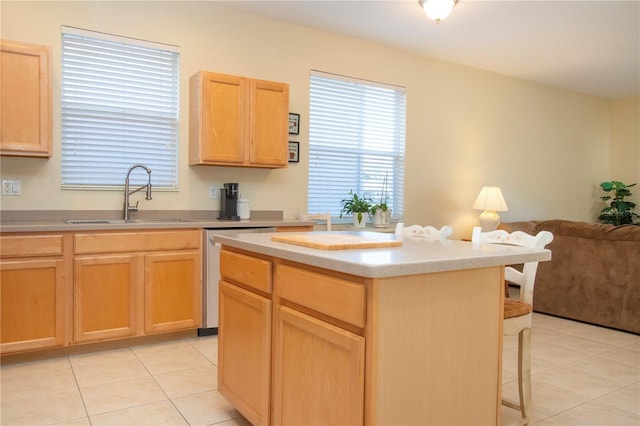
[73,230,202,344]
[218,281,272,426]
[218,248,366,426]
[144,251,201,334]
[0,233,68,354]
[1,258,66,353]
[0,229,202,355]
[74,254,140,343]
[272,306,365,425]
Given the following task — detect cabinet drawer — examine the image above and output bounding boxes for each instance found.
[74,230,201,254]
[1,234,64,258]
[220,249,272,294]
[275,264,365,328]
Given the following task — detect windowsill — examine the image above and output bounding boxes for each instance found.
[328,222,398,233]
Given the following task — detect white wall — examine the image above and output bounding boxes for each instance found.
[0,1,626,237]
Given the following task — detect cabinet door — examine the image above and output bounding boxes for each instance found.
[0,40,52,157]
[273,306,365,426]
[191,71,245,164]
[144,251,201,334]
[1,259,65,353]
[218,281,271,426]
[74,254,140,343]
[248,79,289,167]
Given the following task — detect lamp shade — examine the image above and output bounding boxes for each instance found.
[472,187,508,212]
[420,0,457,22]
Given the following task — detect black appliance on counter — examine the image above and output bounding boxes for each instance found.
[219,183,240,220]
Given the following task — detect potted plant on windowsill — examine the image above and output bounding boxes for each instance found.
[340,190,372,228]
[370,172,391,228]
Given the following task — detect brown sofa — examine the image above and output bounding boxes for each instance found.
[500,220,640,334]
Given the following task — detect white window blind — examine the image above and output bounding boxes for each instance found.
[308,71,406,219]
[61,27,179,189]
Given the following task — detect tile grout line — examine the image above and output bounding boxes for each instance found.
[132,337,195,425]
[63,354,93,426]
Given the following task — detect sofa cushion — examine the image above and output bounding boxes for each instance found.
[534,219,640,242]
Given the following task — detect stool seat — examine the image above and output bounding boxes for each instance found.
[504,299,532,319]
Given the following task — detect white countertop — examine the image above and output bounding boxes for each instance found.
[215,231,552,278]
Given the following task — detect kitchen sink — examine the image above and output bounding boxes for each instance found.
[65,219,128,224]
[65,218,191,224]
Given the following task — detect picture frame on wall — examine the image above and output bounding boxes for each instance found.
[288,141,299,163]
[289,113,300,135]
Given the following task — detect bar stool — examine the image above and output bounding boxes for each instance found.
[471,226,554,425]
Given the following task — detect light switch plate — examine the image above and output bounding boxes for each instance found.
[208,186,218,199]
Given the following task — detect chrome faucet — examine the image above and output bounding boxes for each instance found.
[124,164,152,221]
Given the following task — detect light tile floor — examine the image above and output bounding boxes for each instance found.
[1,313,638,425]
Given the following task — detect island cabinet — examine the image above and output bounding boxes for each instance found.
[0,234,69,353]
[189,71,289,168]
[272,264,366,425]
[73,229,202,343]
[1,40,52,157]
[218,249,273,426]
[218,243,505,425]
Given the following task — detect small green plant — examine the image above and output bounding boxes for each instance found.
[340,191,372,224]
[597,181,639,225]
[370,172,389,216]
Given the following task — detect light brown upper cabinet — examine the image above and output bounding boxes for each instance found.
[189,71,289,168]
[1,40,52,157]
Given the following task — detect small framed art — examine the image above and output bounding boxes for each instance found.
[288,141,299,163]
[289,113,300,135]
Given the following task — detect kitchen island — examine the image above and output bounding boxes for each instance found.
[215,231,551,426]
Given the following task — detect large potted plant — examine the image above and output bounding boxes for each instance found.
[597,180,639,225]
[340,191,372,228]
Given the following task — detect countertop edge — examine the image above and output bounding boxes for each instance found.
[214,232,552,278]
[0,220,314,233]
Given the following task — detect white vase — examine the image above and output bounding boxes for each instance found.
[373,208,392,228]
[353,212,366,228]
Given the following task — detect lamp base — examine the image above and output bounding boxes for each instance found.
[478,210,501,232]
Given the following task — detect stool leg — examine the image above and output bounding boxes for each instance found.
[518,327,533,424]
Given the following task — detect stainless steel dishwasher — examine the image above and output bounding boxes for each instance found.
[198,227,276,336]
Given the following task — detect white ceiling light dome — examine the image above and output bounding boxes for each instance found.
[420,0,457,23]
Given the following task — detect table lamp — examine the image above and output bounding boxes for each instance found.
[472,186,508,231]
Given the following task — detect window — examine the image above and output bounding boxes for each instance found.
[308,71,406,219]
[61,27,179,189]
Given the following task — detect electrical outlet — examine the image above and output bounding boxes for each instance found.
[2,180,20,196]
[208,186,218,199]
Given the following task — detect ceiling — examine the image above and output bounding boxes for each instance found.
[213,0,640,100]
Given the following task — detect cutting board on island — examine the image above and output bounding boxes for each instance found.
[271,231,403,250]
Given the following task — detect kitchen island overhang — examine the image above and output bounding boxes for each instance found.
[215,231,551,425]
[214,230,551,278]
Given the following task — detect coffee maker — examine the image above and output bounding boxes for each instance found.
[219,183,240,220]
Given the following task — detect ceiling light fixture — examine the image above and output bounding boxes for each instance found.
[419,0,457,23]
